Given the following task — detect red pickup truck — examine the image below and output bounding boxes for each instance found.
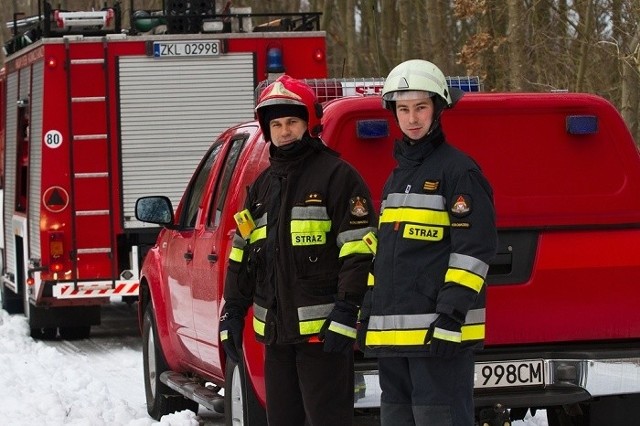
[135,83,640,426]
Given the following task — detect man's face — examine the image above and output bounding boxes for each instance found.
[269,116,308,147]
[395,95,435,141]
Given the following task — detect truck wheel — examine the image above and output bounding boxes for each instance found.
[546,405,587,426]
[224,357,267,426]
[142,304,198,420]
[1,284,24,314]
[59,326,91,340]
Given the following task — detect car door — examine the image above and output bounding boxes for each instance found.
[191,125,267,373]
[163,141,226,364]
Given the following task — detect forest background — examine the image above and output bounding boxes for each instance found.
[2,0,640,144]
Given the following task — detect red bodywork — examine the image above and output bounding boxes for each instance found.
[141,92,640,408]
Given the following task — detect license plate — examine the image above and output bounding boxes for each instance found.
[474,359,545,389]
[153,40,222,58]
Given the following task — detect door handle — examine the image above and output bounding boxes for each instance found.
[208,253,219,263]
[184,251,193,261]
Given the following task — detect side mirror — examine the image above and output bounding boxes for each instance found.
[135,196,174,226]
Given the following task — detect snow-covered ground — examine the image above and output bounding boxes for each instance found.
[0,304,547,425]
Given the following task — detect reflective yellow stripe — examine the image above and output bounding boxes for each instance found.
[249,226,266,244]
[290,220,331,233]
[365,329,428,346]
[253,316,265,336]
[229,247,243,263]
[380,207,450,226]
[299,319,325,335]
[461,323,485,341]
[220,330,229,341]
[367,272,374,287]
[445,268,484,293]
[339,240,370,258]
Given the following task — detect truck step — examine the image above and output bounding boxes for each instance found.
[160,371,224,414]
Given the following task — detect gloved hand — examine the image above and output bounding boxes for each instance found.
[356,288,373,352]
[428,314,463,358]
[356,319,368,352]
[319,300,359,353]
[219,305,246,363]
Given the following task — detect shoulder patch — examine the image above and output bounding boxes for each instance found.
[451,194,472,217]
[350,196,369,217]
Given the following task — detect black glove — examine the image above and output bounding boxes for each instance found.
[428,314,463,358]
[220,305,245,363]
[319,300,359,353]
[356,288,373,352]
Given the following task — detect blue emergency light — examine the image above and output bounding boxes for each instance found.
[566,115,598,135]
[357,119,389,139]
[267,47,284,73]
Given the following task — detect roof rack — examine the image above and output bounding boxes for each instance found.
[255,76,482,105]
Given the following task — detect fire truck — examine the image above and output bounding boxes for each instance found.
[0,0,327,339]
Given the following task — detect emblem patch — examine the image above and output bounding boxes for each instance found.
[451,194,471,217]
[423,180,440,193]
[305,192,323,204]
[350,196,369,217]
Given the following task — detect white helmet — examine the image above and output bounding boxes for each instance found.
[381,59,463,111]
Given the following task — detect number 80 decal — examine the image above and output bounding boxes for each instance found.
[44,130,63,149]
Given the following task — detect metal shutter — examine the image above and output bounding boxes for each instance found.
[4,73,18,277]
[29,61,44,260]
[118,53,255,229]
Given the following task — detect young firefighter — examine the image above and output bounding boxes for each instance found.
[357,60,497,425]
[219,75,376,426]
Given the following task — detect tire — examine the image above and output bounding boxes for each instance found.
[546,405,587,426]
[224,357,267,426]
[30,327,57,340]
[1,283,24,314]
[59,326,91,340]
[142,304,198,420]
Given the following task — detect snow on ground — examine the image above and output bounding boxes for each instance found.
[0,306,547,425]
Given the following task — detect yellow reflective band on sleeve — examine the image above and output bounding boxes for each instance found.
[403,224,444,241]
[339,240,370,258]
[367,272,375,287]
[290,220,332,233]
[253,316,265,337]
[229,247,244,263]
[249,226,266,244]
[365,329,428,346]
[299,319,326,335]
[292,232,326,246]
[380,208,450,226]
[220,330,229,341]
[445,268,484,293]
[328,322,357,339]
[461,323,485,341]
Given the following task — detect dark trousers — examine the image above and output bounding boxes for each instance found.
[264,342,354,426]
[378,350,474,426]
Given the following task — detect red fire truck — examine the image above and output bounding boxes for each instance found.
[0,0,327,339]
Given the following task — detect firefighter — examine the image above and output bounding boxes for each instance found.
[220,75,376,426]
[357,59,497,426]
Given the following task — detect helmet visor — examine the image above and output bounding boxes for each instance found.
[382,90,434,102]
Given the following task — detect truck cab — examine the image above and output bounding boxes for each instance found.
[137,83,640,425]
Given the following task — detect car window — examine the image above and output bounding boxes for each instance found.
[180,141,224,228]
[207,134,249,228]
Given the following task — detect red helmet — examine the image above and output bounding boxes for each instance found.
[255,75,323,142]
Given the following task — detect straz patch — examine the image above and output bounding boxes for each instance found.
[305,193,323,204]
[451,194,471,217]
[292,232,326,246]
[350,196,369,218]
[403,224,443,241]
[423,180,440,193]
